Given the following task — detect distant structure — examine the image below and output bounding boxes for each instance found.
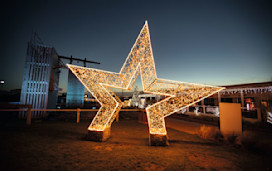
[58,55,100,108]
[130,86,140,107]
[20,32,100,117]
[66,70,85,107]
[20,32,59,117]
[179,82,272,123]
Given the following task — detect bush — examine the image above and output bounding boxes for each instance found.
[239,131,259,151]
[237,131,270,154]
[199,127,272,155]
[224,134,239,145]
[198,125,223,142]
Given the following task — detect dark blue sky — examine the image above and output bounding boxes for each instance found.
[1,0,271,92]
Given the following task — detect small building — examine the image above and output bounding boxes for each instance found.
[186,82,272,123]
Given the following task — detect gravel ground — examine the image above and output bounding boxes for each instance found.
[0,115,271,170]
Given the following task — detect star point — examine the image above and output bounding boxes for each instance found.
[67,21,224,138]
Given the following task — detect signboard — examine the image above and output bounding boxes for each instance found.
[219,102,242,135]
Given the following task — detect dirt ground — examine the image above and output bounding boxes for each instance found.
[0,115,271,171]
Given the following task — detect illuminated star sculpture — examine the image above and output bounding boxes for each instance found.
[67,21,224,145]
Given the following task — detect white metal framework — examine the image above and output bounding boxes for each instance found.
[67,21,224,135]
[20,42,59,118]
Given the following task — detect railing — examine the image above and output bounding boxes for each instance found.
[0,108,145,125]
[177,105,261,123]
[177,105,220,116]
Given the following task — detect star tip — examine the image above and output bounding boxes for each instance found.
[66,63,73,69]
[145,20,148,25]
[218,87,226,92]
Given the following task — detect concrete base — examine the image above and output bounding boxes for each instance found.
[149,134,169,146]
[86,127,111,142]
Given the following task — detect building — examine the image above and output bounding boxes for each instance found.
[20,35,59,118]
[127,82,272,123]
[66,70,85,107]
[185,82,272,123]
[19,33,101,116]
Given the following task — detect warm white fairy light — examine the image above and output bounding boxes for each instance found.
[268,112,272,124]
[67,21,224,135]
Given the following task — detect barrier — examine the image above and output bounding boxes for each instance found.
[0,108,145,125]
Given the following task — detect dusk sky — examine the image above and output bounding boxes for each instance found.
[1,0,271,92]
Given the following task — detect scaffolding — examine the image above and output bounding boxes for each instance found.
[20,33,59,118]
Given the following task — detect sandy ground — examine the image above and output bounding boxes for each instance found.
[166,117,213,135]
[0,115,271,170]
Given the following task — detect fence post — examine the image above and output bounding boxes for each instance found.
[201,100,206,114]
[27,107,32,125]
[77,108,80,123]
[116,113,119,122]
[257,107,261,122]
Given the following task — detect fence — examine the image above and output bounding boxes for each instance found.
[177,105,261,123]
[0,108,145,125]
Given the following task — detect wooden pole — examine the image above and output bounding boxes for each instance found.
[201,100,206,114]
[77,108,80,123]
[256,108,261,122]
[240,90,244,108]
[116,113,119,122]
[27,107,32,125]
[218,92,221,104]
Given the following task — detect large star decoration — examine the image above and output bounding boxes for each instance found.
[67,21,224,136]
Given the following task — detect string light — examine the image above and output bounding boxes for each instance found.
[67,21,224,135]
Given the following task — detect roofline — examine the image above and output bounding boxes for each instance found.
[218,81,272,88]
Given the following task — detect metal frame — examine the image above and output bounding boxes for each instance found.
[20,42,55,118]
